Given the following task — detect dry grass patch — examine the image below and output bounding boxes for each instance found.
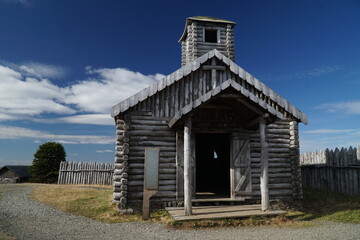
[30,185,359,228]
[31,184,142,223]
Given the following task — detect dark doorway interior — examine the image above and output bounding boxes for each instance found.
[196,133,230,197]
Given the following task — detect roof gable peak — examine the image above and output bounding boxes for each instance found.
[111,50,307,124]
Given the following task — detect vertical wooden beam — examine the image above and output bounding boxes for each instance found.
[184,117,192,215]
[211,58,217,89]
[259,117,269,211]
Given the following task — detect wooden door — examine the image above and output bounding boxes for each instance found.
[230,132,252,199]
[176,131,196,200]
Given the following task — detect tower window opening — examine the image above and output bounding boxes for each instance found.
[204,29,218,43]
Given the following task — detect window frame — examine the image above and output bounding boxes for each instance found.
[202,28,221,44]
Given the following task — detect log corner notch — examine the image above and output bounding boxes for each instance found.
[259,115,269,211]
[184,117,192,216]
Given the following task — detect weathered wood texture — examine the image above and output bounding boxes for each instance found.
[114,115,301,208]
[300,146,360,195]
[58,161,114,185]
[184,118,192,215]
[259,118,269,211]
[180,18,235,65]
[250,120,302,203]
[0,169,19,183]
[111,50,307,125]
[114,112,177,208]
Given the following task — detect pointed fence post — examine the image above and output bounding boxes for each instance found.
[259,117,269,211]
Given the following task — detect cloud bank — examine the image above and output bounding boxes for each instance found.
[0,63,164,123]
[316,100,360,115]
[0,125,114,144]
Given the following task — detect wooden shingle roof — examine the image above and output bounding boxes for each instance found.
[179,16,236,42]
[111,49,307,124]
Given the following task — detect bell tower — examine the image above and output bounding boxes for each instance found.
[179,16,236,66]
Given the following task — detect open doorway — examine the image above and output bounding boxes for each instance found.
[195,133,230,198]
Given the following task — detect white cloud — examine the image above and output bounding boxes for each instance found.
[300,128,360,153]
[96,150,113,153]
[19,62,67,79]
[0,0,38,8]
[316,100,360,114]
[35,114,114,126]
[267,65,342,82]
[0,65,74,120]
[302,129,355,134]
[0,63,164,122]
[63,67,164,113]
[0,125,114,144]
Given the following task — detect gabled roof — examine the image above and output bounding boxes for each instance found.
[111,49,307,124]
[0,165,32,178]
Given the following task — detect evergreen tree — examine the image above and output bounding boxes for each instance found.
[31,142,66,183]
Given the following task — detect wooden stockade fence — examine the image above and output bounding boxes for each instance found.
[58,162,114,185]
[300,146,360,195]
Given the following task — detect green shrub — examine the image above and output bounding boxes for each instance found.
[30,142,66,183]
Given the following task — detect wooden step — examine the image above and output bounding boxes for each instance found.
[192,198,245,203]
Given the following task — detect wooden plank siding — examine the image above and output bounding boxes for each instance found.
[124,63,293,122]
[111,50,307,124]
[58,162,114,185]
[300,146,360,195]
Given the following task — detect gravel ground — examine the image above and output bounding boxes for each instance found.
[1,184,360,240]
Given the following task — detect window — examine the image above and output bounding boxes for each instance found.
[204,29,218,43]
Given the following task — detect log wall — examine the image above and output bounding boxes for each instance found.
[113,112,177,208]
[300,146,360,195]
[113,114,301,209]
[181,20,235,66]
[250,120,301,204]
[58,161,114,185]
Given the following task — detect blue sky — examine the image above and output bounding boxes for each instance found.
[0,0,359,166]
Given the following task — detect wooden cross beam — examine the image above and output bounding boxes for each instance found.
[246,113,270,128]
[202,58,226,89]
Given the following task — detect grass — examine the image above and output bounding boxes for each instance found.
[31,184,143,223]
[298,188,360,223]
[29,184,360,228]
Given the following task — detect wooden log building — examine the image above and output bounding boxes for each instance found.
[0,165,32,183]
[111,16,307,213]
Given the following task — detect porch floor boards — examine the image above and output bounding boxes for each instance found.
[166,204,286,221]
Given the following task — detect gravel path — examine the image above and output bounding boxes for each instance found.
[1,184,360,240]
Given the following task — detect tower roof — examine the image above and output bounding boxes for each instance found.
[179,16,236,42]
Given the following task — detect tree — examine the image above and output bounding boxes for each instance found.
[31,142,66,183]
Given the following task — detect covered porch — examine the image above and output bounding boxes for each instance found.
[169,84,274,216]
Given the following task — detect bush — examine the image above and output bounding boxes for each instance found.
[30,142,66,183]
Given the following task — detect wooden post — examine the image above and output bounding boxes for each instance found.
[259,117,269,211]
[184,117,192,215]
